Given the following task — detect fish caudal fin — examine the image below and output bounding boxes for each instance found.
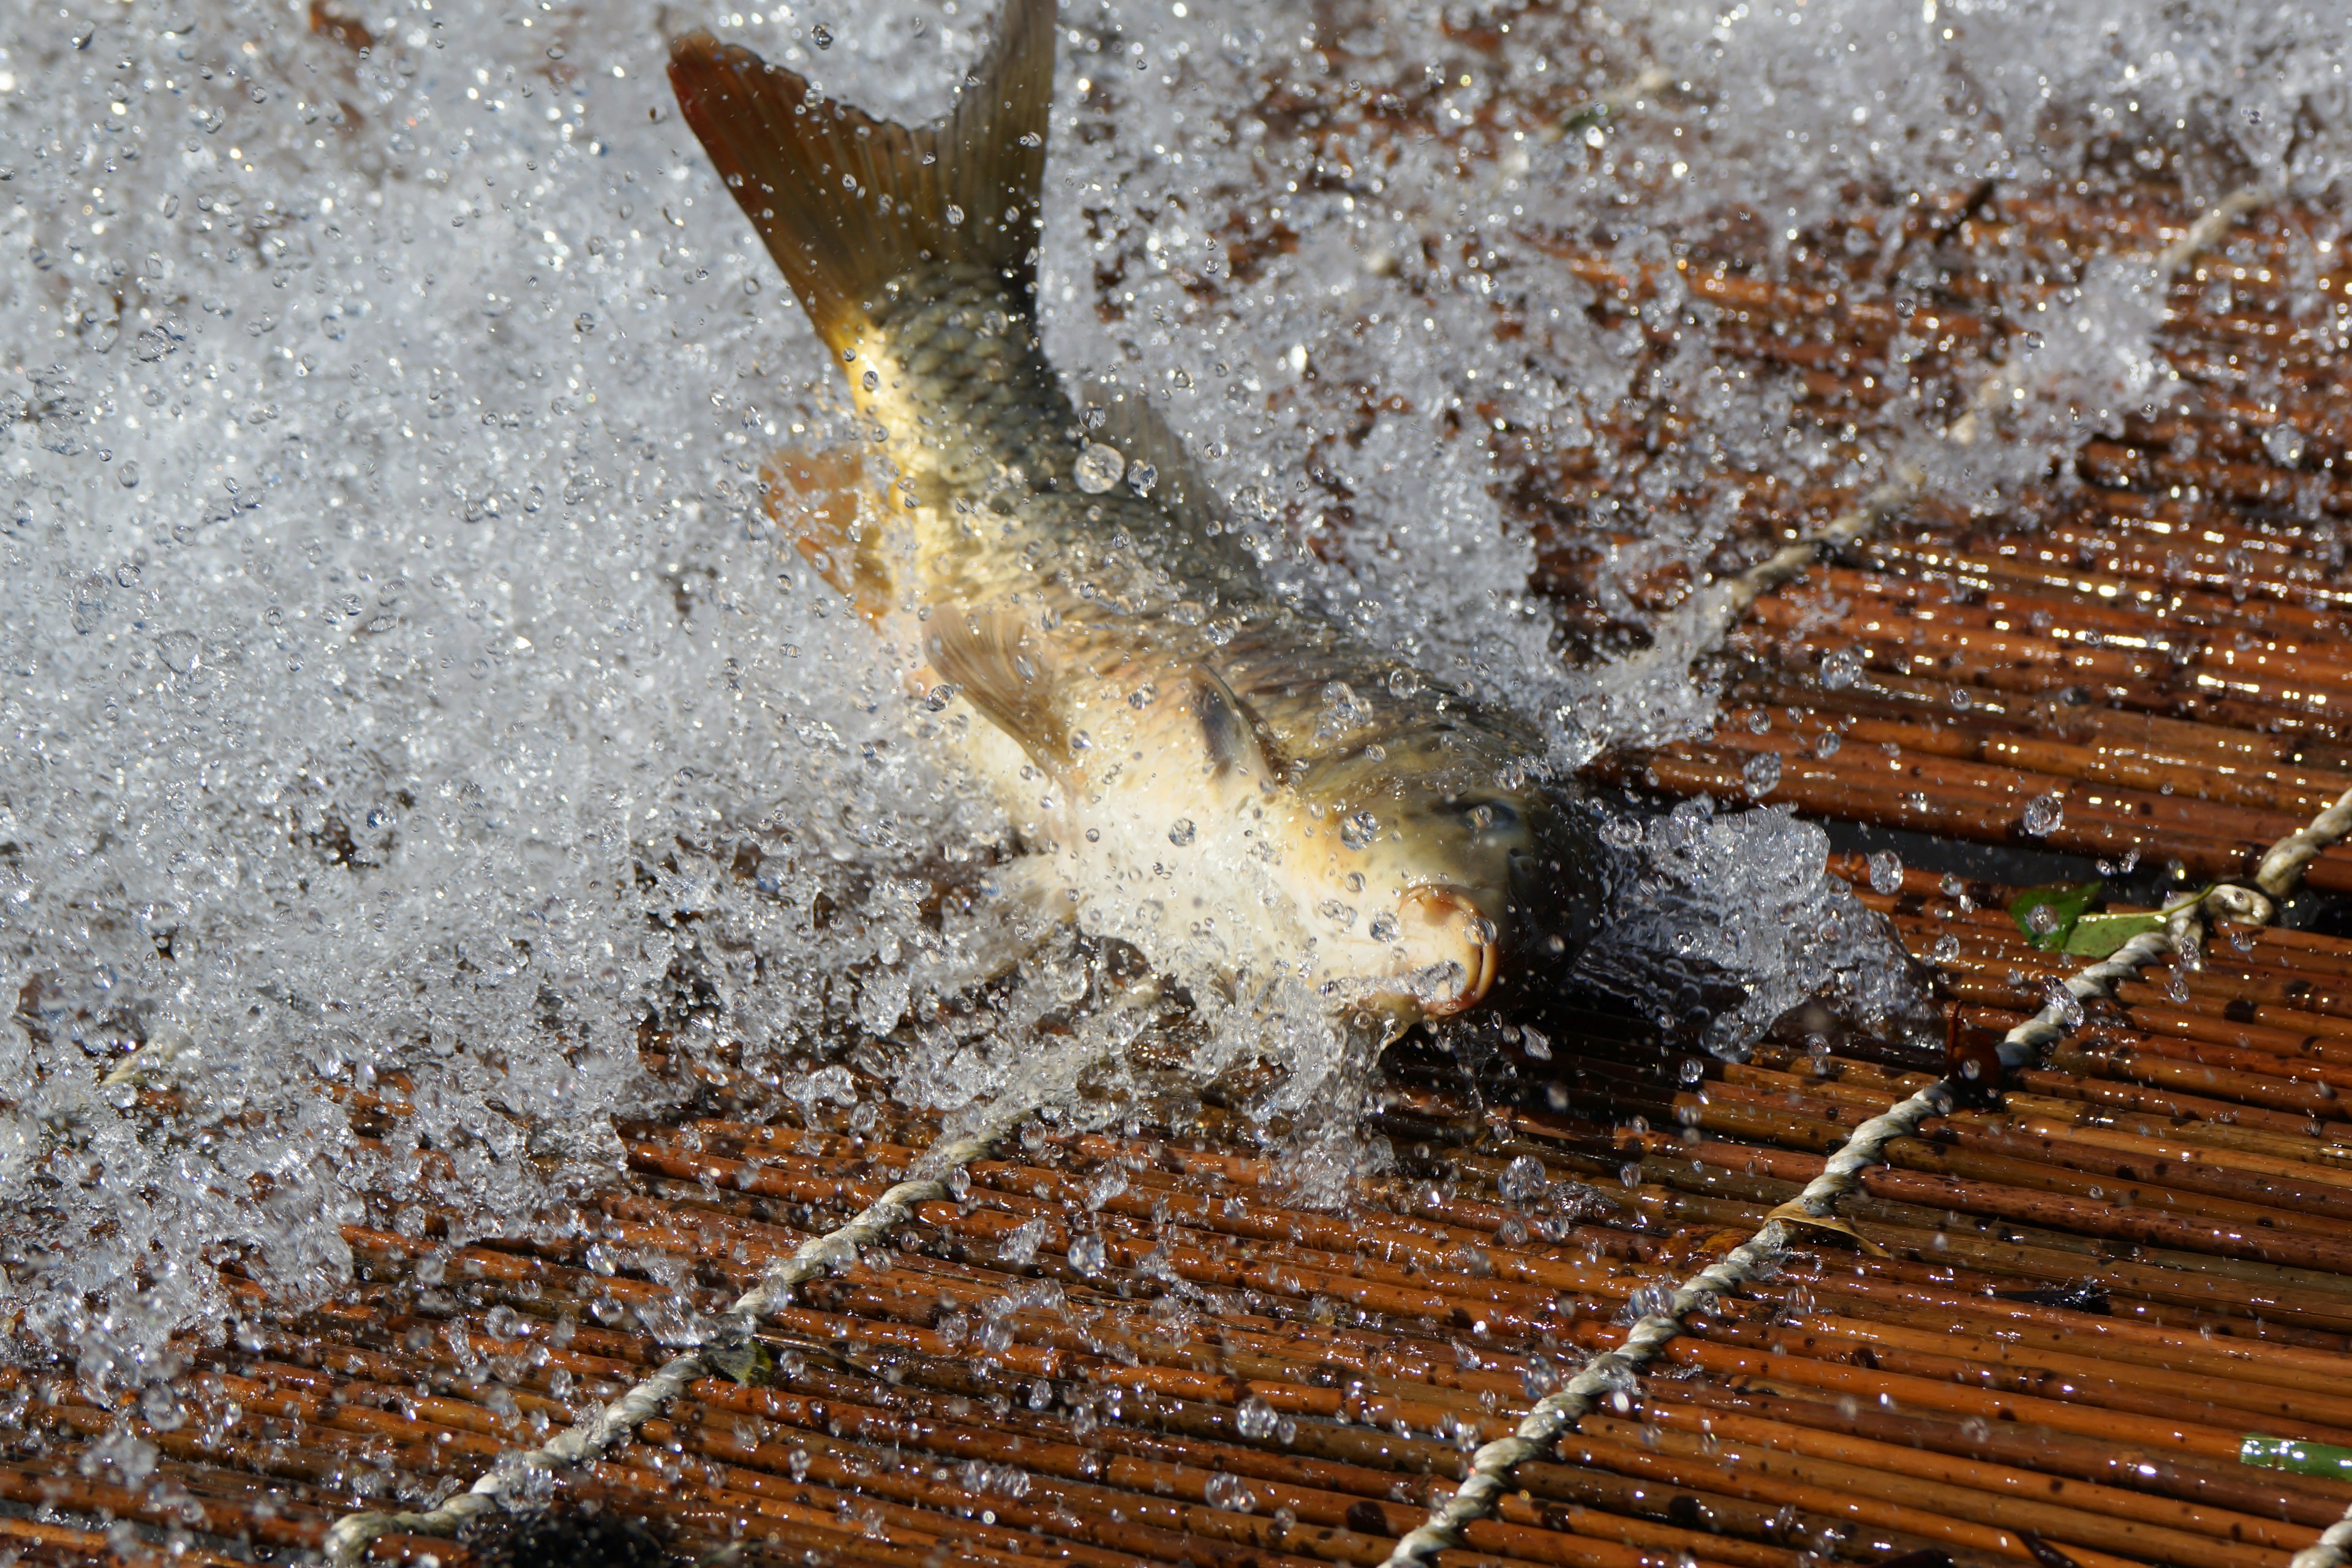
[668,0,1057,356]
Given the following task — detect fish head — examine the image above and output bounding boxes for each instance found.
[1311,769,1550,1023]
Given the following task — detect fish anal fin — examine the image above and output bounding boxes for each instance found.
[668,0,1057,360]
[761,448,892,623]
[1076,377,1229,541]
[926,610,1069,766]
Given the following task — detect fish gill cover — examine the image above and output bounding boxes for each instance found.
[0,0,2343,1401]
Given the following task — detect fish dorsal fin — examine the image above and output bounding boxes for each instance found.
[925,609,1069,766]
[1076,377,1229,539]
[668,0,1056,356]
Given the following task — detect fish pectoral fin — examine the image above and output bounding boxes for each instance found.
[1188,666,1274,783]
[926,610,1071,766]
[762,447,892,622]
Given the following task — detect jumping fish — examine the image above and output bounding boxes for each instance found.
[668,0,1603,1027]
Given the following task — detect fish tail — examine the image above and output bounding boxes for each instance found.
[668,0,1056,356]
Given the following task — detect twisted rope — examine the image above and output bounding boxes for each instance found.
[1380,934,2146,1564]
[1662,182,2272,670]
[309,182,2292,1566]
[1382,826,2332,1566]
[2296,1517,2352,1568]
[2275,791,2352,1568]
[317,1104,1037,1564]
[1379,186,2283,1568]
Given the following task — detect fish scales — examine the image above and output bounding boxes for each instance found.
[671,0,1604,1027]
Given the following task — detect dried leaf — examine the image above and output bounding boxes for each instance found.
[1765,1199,1890,1256]
[702,1333,775,1387]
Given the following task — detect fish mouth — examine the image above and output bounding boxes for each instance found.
[1396,884,1500,1017]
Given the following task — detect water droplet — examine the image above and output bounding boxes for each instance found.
[1204,1472,1257,1511]
[1520,1025,1551,1061]
[810,22,833,48]
[2021,793,2063,837]
[1067,1231,1106,1275]
[1128,461,1156,497]
[1386,666,1422,699]
[2264,422,2307,466]
[946,203,965,226]
[2044,978,2086,1030]
[1368,911,1399,942]
[1073,440,1125,494]
[155,630,200,674]
[1498,1154,1547,1206]
[1235,1395,1278,1440]
[1866,850,1902,895]
[1340,810,1378,849]
[1819,647,1862,689]
[1741,752,1782,797]
[1167,818,1195,846]
[1232,483,1276,522]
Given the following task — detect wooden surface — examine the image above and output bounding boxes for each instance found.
[11,179,2352,1568]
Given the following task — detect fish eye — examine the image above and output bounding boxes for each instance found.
[1448,797,1518,833]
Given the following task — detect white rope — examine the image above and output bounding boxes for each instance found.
[1635,179,2272,694]
[1381,909,2189,1568]
[2154,184,2275,277]
[317,1102,1038,1564]
[307,180,2297,1567]
[1377,850,2320,1565]
[2282,808,2352,1559]
[2294,1518,2352,1568]
[1378,183,2282,1568]
[2258,785,2352,901]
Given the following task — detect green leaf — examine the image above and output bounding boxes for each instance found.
[2060,888,2209,959]
[2060,910,2164,958]
[2007,882,2101,951]
[2242,1433,2352,1479]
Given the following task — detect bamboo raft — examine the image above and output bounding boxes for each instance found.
[12,64,2352,1568]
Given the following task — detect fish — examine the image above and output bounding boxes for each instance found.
[668,0,1605,1030]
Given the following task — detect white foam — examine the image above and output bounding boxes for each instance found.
[0,0,2339,1408]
